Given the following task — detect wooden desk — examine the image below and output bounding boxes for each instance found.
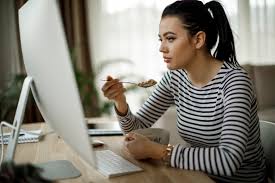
[12,123,215,183]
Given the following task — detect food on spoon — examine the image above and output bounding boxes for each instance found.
[137,79,157,88]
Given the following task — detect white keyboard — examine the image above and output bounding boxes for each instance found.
[95,150,143,177]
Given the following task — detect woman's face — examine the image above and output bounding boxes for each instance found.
[159,16,196,70]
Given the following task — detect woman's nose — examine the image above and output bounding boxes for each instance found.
[159,43,168,53]
[159,42,168,53]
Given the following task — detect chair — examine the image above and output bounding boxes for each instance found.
[260,120,275,183]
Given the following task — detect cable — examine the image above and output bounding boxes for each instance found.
[0,121,17,167]
[0,121,55,167]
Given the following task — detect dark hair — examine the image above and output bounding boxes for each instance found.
[162,0,238,65]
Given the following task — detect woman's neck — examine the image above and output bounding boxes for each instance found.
[184,52,223,88]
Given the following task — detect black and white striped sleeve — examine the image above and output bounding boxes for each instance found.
[170,70,253,177]
[116,71,175,133]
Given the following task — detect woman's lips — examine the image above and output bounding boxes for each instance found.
[164,58,171,63]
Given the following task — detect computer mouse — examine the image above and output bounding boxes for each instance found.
[132,128,170,145]
[90,139,105,147]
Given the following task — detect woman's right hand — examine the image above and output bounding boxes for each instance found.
[101,76,128,115]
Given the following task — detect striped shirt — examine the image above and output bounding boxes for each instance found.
[116,62,266,182]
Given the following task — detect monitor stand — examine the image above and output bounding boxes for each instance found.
[2,76,81,181]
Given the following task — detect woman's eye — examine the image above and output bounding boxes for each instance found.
[167,37,175,42]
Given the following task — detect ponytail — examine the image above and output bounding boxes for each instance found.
[205,1,238,65]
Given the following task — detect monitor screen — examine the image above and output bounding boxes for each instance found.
[19,0,96,167]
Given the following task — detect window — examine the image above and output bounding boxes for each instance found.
[87,0,275,113]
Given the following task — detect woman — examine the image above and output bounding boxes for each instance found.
[101,0,266,182]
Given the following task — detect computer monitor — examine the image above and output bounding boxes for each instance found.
[17,0,96,179]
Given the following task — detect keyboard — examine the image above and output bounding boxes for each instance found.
[95,150,143,177]
[88,129,123,136]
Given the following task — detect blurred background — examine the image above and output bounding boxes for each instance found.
[0,0,275,124]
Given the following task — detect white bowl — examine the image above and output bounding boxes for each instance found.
[132,128,170,145]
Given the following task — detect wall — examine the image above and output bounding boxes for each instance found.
[0,0,22,90]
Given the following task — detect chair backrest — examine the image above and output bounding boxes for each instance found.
[260,120,275,182]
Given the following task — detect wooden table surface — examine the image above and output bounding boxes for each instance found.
[10,122,215,183]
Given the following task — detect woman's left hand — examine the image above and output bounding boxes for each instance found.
[124,132,166,160]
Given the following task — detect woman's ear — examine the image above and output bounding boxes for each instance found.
[193,31,206,49]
